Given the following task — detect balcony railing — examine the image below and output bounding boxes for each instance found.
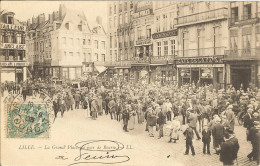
[177,47,226,57]
[176,8,228,27]
[224,48,260,59]
[150,55,176,64]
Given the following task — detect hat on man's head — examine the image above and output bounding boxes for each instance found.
[253,112,259,117]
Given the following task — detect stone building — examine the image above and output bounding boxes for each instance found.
[0,10,28,83]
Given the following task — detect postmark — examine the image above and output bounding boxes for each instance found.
[6,103,50,138]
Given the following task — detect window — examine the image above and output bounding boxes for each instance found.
[110,34,112,48]
[83,39,86,45]
[88,53,91,61]
[137,27,142,39]
[115,50,117,61]
[69,52,73,56]
[242,34,251,53]
[77,38,80,45]
[88,39,91,45]
[101,54,105,61]
[256,34,260,47]
[146,25,151,38]
[183,32,189,56]
[16,34,21,44]
[95,40,98,49]
[171,40,175,55]
[170,12,174,29]
[83,52,86,61]
[7,16,14,24]
[114,16,117,27]
[197,29,205,56]
[163,14,168,31]
[231,7,238,23]
[114,32,117,47]
[62,37,66,45]
[114,5,117,14]
[157,42,161,56]
[95,53,99,61]
[230,36,238,53]
[124,2,127,10]
[164,41,168,56]
[101,41,105,49]
[119,14,122,25]
[125,13,128,23]
[156,16,160,32]
[243,4,252,20]
[213,26,221,54]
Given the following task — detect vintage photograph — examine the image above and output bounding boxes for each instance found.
[0,1,260,166]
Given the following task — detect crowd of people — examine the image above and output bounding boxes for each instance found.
[2,77,260,166]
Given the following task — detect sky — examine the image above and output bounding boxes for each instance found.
[1,1,108,29]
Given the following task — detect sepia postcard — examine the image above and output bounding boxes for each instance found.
[1,1,260,166]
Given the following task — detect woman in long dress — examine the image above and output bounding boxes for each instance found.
[128,103,136,130]
[83,97,90,118]
[169,116,181,143]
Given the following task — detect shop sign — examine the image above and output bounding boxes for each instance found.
[177,64,224,68]
[136,38,152,45]
[152,29,177,39]
[0,62,29,67]
[0,23,27,31]
[176,56,224,64]
[1,43,26,50]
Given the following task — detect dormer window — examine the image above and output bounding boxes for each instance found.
[7,16,14,24]
[78,25,82,31]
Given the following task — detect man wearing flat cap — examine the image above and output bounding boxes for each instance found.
[244,108,254,141]
[247,120,260,161]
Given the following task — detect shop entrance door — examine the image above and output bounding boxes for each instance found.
[231,68,251,90]
[191,70,199,84]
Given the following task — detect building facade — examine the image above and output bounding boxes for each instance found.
[26,4,107,80]
[151,1,178,84]
[226,1,260,90]
[0,10,28,83]
[175,2,229,89]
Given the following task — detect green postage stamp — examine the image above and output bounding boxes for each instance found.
[6,103,50,138]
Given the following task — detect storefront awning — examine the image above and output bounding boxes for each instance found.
[95,66,107,73]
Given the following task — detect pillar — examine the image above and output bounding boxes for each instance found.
[23,67,27,81]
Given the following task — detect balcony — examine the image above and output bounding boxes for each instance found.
[224,48,260,60]
[135,37,152,46]
[229,13,260,27]
[175,8,228,27]
[150,55,176,64]
[177,47,226,57]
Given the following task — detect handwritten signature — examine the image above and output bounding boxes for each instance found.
[56,140,130,165]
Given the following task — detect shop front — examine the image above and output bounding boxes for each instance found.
[0,61,29,83]
[176,56,225,89]
[225,60,259,90]
[150,64,176,85]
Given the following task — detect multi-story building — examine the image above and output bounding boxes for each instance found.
[26,4,107,80]
[107,1,135,81]
[175,2,229,89]
[225,1,260,90]
[131,1,153,84]
[0,10,29,83]
[151,1,178,84]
